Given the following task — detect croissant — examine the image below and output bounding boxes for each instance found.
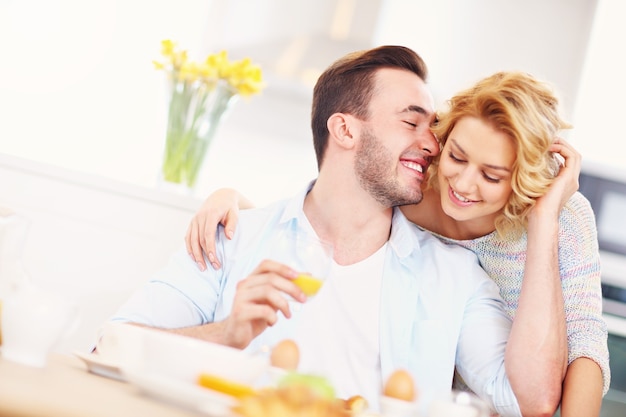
[232,384,351,417]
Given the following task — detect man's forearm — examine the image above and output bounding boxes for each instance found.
[505,212,568,416]
[160,321,230,345]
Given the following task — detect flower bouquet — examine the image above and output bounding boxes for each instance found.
[154,40,265,190]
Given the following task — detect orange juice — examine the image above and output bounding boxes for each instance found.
[292,274,323,296]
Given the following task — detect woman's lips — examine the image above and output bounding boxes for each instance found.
[448,186,477,207]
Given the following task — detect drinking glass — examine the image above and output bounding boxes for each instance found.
[253,229,334,371]
[270,229,334,299]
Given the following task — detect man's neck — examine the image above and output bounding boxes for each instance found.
[303,180,393,266]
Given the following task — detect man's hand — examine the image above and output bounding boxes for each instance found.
[220,260,305,349]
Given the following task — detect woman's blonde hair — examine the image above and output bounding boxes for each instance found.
[429,71,572,237]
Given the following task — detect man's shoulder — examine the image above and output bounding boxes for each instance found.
[390,213,499,304]
[415,226,480,263]
[239,198,290,221]
[222,197,295,248]
[395,211,478,260]
[390,210,485,286]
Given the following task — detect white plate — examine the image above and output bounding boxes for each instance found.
[123,369,235,417]
[73,350,125,381]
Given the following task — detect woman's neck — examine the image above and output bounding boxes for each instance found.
[400,188,496,241]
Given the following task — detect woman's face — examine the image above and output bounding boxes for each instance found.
[437,116,516,230]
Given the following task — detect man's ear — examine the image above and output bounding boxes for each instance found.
[327,113,357,150]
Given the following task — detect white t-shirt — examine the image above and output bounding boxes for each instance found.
[293,243,387,408]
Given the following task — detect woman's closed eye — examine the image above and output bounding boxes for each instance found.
[449,151,502,183]
[482,173,501,183]
[448,151,464,163]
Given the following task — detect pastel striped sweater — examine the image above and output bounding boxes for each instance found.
[424,191,610,395]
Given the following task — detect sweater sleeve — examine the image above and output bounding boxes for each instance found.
[558,192,610,395]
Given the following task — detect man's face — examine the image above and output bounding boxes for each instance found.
[355,68,439,207]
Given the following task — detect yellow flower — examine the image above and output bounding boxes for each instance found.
[155,40,265,96]
[161,39,176,56]
[154,39,189,72]
[179,61,202,82]
[227,59,265,96]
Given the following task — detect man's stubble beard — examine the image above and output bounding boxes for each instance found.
[354,127,424,207]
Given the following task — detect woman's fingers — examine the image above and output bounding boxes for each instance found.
[186,217,207,271]
[551,138,581,168]
[551,138,581,184]
[223,208,239,240]
[201,211,224,270]
[534,137,582,216]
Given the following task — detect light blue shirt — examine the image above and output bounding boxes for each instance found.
[113,185,521,416]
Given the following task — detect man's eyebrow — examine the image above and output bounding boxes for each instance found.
[450,139,511,172]
[403,105,431,116]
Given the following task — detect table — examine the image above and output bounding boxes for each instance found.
[0,352,209,417]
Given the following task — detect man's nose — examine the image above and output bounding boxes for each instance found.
[419,129,440,156]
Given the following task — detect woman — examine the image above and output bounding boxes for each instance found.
[185,71,609,416]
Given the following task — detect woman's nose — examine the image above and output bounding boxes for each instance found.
[453,167,478,194]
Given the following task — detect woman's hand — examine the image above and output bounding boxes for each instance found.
[532,137,582,219]
[185,188,246,271]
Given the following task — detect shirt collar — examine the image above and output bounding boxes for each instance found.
[278,180,315,227]
[389,207,423,259]
[280,180,423,259]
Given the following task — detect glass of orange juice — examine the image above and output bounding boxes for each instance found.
[270,229,334,301]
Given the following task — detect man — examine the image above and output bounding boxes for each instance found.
[111,46,521,416]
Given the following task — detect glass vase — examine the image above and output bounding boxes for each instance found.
[159,78,239,192]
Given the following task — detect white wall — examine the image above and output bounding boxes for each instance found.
[0,0,607,210]
[571,0,626,171]
[374,0,597,119]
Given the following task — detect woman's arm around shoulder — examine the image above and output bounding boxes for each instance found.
[185,188,255,271]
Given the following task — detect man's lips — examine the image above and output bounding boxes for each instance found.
[401,160,424,173]
[400,158,428,178]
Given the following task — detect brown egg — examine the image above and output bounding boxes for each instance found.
[270,339,300,371]
[383,369,416,401]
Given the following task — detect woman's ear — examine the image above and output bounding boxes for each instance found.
[327,113,357,150]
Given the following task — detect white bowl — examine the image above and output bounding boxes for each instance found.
[129,327,269,386]
[96,322,146,371]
